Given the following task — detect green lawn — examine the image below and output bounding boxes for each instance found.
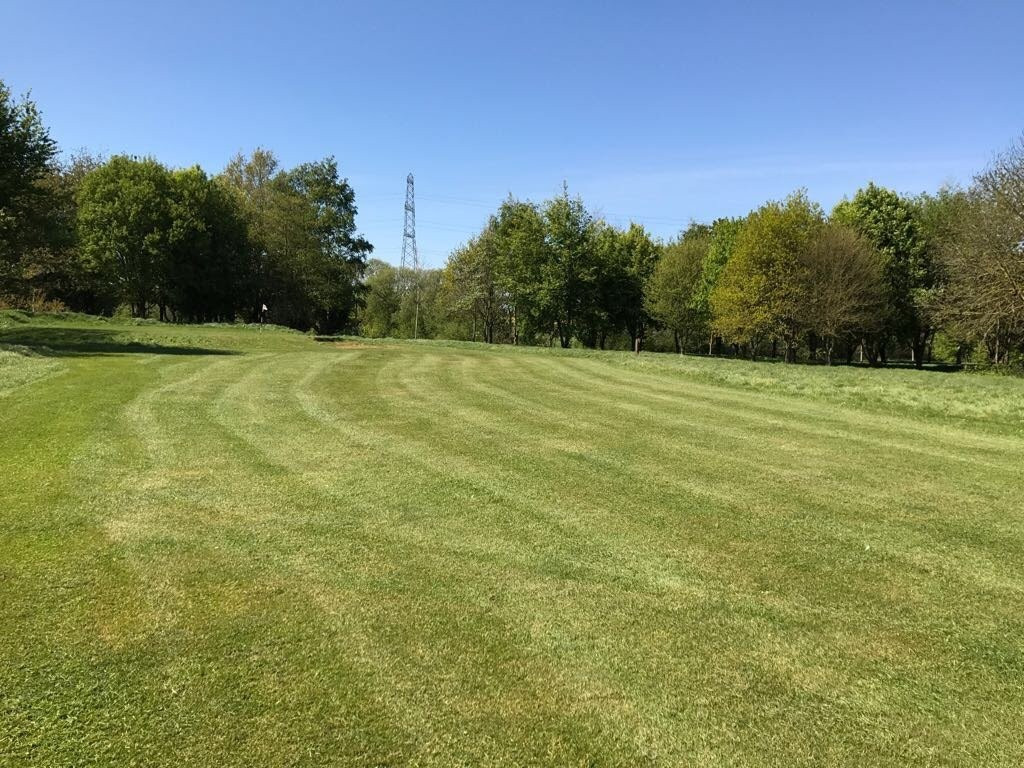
[2,312,1023,766]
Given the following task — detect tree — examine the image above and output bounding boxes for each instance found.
[492,198,547,344]
[937,137,1024,364]
[645,228,708,353]
[287,157,373,332]
[712,192,823,360]
[540,188,597,348]
[18,151,110,313]
[797,223,885,364]
[0,81,59,296]
[220,151,372,331]
[164,167,250,322]
[696,218,743,353]
[833,183,936,366]
[442,226,504,343]
[77,156,174,317]
[594,222,660,349]
[360,259,401,337]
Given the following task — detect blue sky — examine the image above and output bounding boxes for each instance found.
[3,1,1022,267]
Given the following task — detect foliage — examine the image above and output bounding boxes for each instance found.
[712,192,823,358]
[6,76,1024,368]
[796,222,885,363]
[645,227,709,352]
[936,137,1024,364]
[0,83,59,294]
[832,183,938,365]
[77,156,175,318]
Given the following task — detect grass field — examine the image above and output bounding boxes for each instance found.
[2,312,1023,766]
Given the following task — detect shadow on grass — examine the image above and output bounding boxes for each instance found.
[0,327,236,357]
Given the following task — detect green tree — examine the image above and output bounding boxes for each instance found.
[541,188,597,348]
[712,192,823,360]
[492,198,547,344]
[442,226,504,343]
[18,151,110,312]
[288,157,373,332]
[0,81,59,295]
[645,227,709,353]
[360,259,401,337]
[221,151,371,331]
[937,138,1024,364]
[833,183,936,366]
[696,218,743,353]
[77,156,174,317]
[594,222,660,349]
[164,167,250,322]
[797,223,885,364]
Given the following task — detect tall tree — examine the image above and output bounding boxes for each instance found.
[696,218,743,353]
[442,226,504,343]
[712,192,823,360]
[287,157,373,332]
[645,230,708,353]
[541,188,597,348]
[360,259,401,337]
[492,198,547,344]
[220,151,372,331]
[77,156,174,317]
[797,223,885,364]
[594,222,660,349]
[164,167,250,322]
[0,81,59,295]
[833,183,936,366]
[937,137,1024,363]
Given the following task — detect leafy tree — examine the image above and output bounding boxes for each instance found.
[220,151,372,331]
[797,223,885,364]
[360,259,401,337]
[0,81,59,295]
[492,198,547,344]
[398,267,443,339]
[164,167,250,322]
[712,192,823,360]
[541,188,598,348]
[441,226,504,343]
[645,228,709,352]
[833,183,937,366]
[77,156,174,317]
[288,158,373,332]
[594,222,660,349]
[937,137,1024,364]
[696,218,743,353]
[18,151,110,312]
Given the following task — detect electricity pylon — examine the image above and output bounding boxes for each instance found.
[399,173,420,339]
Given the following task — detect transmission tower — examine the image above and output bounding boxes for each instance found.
[399,173,421,339]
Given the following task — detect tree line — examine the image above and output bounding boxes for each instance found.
[0,82,371,331]
[362,150,1024,369]
[3,79,1022,367]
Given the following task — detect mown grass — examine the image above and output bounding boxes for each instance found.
[2,313,1023,766]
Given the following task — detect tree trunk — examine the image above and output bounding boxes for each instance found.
[674,330,682,354]
[912,335,927,370]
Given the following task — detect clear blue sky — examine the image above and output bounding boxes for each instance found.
[3,0,1022,267]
